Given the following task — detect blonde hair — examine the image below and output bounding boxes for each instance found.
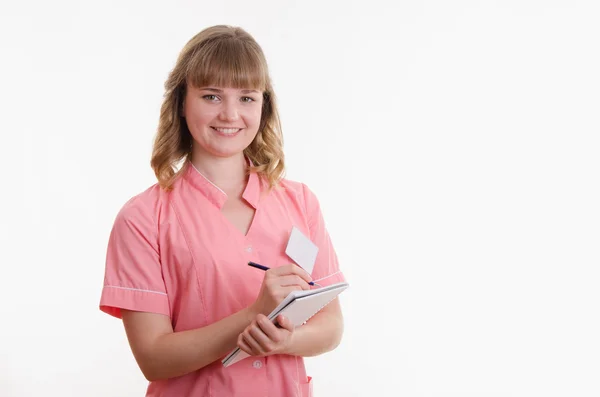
[151,25,285,190]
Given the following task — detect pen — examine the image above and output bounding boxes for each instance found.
[248,261,318,286]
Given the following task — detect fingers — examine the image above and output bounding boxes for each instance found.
[278,274,310,290]
[238,315,293,357]
[275,314,294,333]
[263,284,303,304]
[237,333,256,356]
[243,328,266,355]
[257,314,287,341]
[279,286,305,298]
[269,264,312,284]
[240,321,270,356]
[249,322,274,352]
[253,264,312,316]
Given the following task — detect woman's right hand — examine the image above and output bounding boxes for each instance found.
[250,264,313,316]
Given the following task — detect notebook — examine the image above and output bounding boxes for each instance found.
[222,281,349,367]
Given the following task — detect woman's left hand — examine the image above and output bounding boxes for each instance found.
[238,313,294,357]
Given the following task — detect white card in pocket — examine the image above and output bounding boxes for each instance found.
[285,226,319,275]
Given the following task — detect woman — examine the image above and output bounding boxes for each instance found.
[99,25,346,396]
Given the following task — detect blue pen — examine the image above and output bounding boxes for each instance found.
[248,261,318,286]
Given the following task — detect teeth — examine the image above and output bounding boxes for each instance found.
[213,127,240,134]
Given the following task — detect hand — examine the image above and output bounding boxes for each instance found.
[238,313,295,357]
[250,264,312,316]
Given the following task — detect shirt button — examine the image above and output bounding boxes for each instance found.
[245,246,253,253]
[253,360,262,369]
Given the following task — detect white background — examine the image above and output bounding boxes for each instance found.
[1,0,599,396]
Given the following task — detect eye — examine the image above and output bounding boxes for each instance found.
[241,96,256,103]
[202,94,219,102]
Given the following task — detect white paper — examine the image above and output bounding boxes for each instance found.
[285,226,319,274]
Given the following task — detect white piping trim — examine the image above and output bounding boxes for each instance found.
[190,163,227,196]
[104,285,167,296]
[313,271,342,282]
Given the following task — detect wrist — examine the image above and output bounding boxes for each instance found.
[278,328,296,356]
[245,304,259,322]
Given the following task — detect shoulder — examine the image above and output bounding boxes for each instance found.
[276,178,304,195]
[273,177,321,212]
[112,183,168,232]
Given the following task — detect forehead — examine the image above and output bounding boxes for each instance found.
[192,86,261,94]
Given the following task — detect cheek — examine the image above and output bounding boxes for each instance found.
[245,109,263,129]
[187,109,216,130]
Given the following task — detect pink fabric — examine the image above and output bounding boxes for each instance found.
[100,162,344,396]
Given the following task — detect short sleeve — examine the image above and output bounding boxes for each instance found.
[302,184,346,287]
[99,200,170,319]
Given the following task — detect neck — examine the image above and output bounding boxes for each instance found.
[190,152,248,195]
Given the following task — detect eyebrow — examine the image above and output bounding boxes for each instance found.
[199,88,260,94]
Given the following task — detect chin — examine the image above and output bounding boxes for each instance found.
[192,134,256,159]
[206,145,250,159]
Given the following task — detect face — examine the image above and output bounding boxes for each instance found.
[183,85,263,160]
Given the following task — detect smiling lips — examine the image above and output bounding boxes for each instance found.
[211,126,243,136]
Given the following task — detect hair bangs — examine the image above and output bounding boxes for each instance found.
[187,38,267,91]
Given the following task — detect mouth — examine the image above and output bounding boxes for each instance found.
[211,127,243,136]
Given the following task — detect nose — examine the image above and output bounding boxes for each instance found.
[219,100,240,122]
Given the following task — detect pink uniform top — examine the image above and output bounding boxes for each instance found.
[99,162,346,397]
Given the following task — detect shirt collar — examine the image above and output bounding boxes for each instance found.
[183,160,262,210]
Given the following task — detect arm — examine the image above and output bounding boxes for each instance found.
[122,307,255,381]
[282,297,344,357]
[121,264,313,381]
